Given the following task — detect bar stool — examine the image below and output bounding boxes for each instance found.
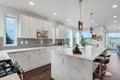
[94,58,110,80]
[99,54,112,77]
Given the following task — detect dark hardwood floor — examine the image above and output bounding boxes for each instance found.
[23,64,53,80]
[23,50,120,80]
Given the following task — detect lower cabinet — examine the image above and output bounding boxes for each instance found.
[8,49,51,72]
[30,50,40,70]
[16,52,30,72]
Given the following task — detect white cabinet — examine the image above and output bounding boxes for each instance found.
[29,17,37,38]
[16,52,30,72]
[39,49,50,66]
[56,27,59,39]
[30,50,40,69]
[8,49,51,72]
[8,53,16,60]
[42,20,48,31]
[19,15,29,38]
[48,22,52,38]
[36,19,42,31]
[56,25,66,39]
[19,15,50,38]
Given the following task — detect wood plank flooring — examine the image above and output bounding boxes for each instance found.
[24,50,120,80]
[23,64,53,80]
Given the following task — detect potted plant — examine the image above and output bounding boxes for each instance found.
[73,44,82,54]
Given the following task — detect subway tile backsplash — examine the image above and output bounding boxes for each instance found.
[0,37,3,49]
[0,38,53,50]
[17,38,52,45]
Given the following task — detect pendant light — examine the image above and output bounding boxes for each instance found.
[90,13,93,33]
[78,0,83,31]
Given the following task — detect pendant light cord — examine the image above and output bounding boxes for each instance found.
[91,13,93,27]
[79,0,82,21]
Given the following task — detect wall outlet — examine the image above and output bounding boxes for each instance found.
[25,41,28,44]
[20,41,24,44]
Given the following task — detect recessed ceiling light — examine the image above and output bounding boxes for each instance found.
[113,16,117,18]
[29,1,34,6]
[112,4,118,8]
[53,12,57,16]
[114,20,117,23]
[67,19,71,21]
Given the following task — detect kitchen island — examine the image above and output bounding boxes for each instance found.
[51,46,106,80]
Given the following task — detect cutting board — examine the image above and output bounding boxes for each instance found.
[0,73,20,80]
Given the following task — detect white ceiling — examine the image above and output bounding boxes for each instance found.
[0,0,120,31]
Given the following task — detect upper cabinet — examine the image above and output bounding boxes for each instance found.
[56,25,66,39]
[19,15,29,38]
[20,15,37,38]
[42,20,49,31]
[29,17,37,38]
[48,22,53,39]
[19,14,67,39]
[19,15,49,38]
[36,19,42,31]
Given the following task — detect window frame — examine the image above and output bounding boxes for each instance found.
[4,15,17,47]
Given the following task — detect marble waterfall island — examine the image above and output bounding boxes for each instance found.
[51,46,106,80]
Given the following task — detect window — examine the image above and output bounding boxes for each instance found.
[73,31,80,45]
[107,33,120,47]
[5,16,15,45]
[81,31,92,39]
[108,33,116,39]
[66,29,73,47]
[81,31,92,45]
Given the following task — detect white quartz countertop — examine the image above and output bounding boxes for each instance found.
[53,46,107,61]
[0,46,55,53]
[0,46,66,60]
[0,46,52,60]
[0,51,10,60]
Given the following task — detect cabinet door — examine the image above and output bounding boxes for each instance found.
[59,25,66,39]
[8,53,16,61]
[56,27,59,39]
[62,26,66,39]
[29,17,37,38]
[48,22,52,38]
[30,50,40,69]
[39,49,51,66]
[42,20,48,31]
[20,15,29,38]
[16,52,30,72]
[36,19,43,31]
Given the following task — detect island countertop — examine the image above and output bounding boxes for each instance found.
[51,46,107,80]
[53,46,107,61]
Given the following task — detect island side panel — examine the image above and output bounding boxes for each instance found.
[51,52,93,80]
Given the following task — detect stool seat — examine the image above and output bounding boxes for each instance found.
[99,54,111,58]
[94,58,109,64]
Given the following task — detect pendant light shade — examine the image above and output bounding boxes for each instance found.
[90,27,93,33]
[90,13,93,33]
[78,0,83,31]
[78,21,83,31]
